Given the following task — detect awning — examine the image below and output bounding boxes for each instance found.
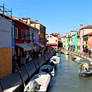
[47,43,58,46]
[16,43,32,51]
[35,42,44,48]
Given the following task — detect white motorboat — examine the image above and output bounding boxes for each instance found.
[72,56,81,63]
[24,72,51,92]
[39,65,55,77]
[50,56,60,64]
[75,57,81,61]
[64,51,68,55]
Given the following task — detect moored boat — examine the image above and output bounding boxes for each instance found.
[39,65,55,77]
[64,51,68,55]
[79,70,92,77]
[79,63,92,77]
[24,72,51,92]
[50,56,60,64]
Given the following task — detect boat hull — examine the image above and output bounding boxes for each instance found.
[79,70,92,77]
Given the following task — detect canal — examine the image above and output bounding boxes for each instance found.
[47,54,92,92]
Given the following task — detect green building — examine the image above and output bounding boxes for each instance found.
[72,32,78,51]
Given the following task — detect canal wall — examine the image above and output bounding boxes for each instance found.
[69,51,92,62]
[61,48,92,62]
[0,47,56,92]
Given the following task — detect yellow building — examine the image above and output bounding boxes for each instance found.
[30,21,46,46]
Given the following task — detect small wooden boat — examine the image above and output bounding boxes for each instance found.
[39,65,55,77]
[79,70,92,77]
[24,72,51,92]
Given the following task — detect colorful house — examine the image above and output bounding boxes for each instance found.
[61,36,66,48]
[70,31,78,51]
[30,21,46,46]
[46,34,58,50]
[61,34,70,50]
[88,32,92,48]
[0,14,13,78]
[77,31,80,52]
[80,25,92,51]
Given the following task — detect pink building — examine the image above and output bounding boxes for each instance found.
[80,24,83,52]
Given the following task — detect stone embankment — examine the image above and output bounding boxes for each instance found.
[61,48,92,63]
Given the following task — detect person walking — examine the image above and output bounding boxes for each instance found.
[88,49,91,58]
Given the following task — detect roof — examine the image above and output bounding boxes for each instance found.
[30,20,46,28]
[62,35,71,38]
[0,13,40,30]
[70,30,77,32]
[50,33,60,37]
[80,25,92,30]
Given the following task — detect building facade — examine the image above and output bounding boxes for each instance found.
[0,14,13,78]
[46,34,58,50]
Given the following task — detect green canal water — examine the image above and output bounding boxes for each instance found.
[47,54,92,92]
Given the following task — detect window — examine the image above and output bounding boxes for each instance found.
[25,30,28,40]
[21,29,25,39]
[32,32,34,42]
[27,31,30,40]
[25,30,30,40]
[40,28,44,32]
[15,27,18,39]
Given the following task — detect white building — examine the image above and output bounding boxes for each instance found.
[46,34,58,50]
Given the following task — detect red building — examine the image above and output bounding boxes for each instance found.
[14,18,30,44]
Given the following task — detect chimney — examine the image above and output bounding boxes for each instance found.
[80,24,83,29]
[22,18,31,24]
[27,18,30,24]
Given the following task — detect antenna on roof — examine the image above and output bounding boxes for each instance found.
[0,3,12,17]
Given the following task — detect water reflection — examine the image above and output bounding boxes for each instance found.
[47,54,92,92]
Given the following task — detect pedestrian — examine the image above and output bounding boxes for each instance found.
[88,49,91,58]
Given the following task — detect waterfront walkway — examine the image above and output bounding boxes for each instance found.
[0,47,56,92]
[61,48,92,63]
